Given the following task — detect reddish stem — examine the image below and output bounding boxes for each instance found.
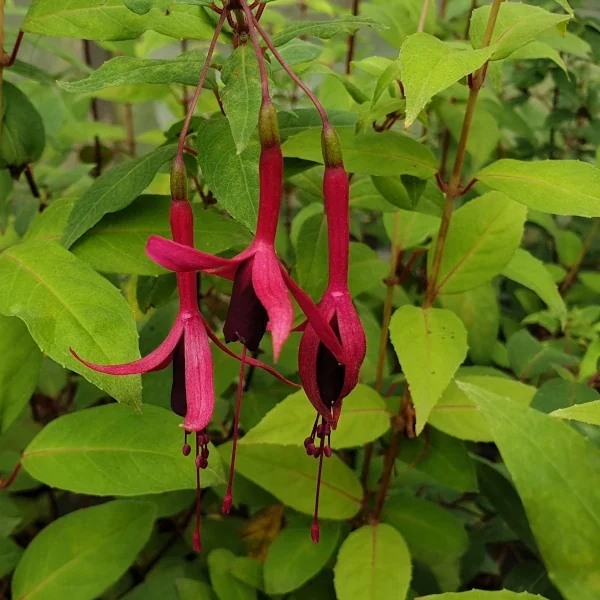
[176,9,228,160]
[0,461,21,489]
[3,29,23,67]
[223,346,247,514]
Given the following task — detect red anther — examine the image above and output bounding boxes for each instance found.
[316,424,324,437]
[201,446,209,459]
[222,493,233,515]
[306,442,316,456]
[182,443,192,456]
[199,457,208,469]
[311,521,320,543]
[313,448,322,459]
[304,437,313,448]
[324,446,333,458]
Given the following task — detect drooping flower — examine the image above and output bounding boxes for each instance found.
[300,125,366,543]
[71,157,298,551]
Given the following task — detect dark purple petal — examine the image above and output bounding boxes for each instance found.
[316,315,345,408]
[223,257,268,351]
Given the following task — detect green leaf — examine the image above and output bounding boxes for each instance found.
[176,579,217,600]
[507,329,578,381]
[0,241,142,408]
[62,144,177,248]
[460,382,600,600]
[196,118,259,231]
[272,39,322,72]
[271,16,384,47]
[0,81,45,172]
[396,428,478,493]
[430,192,526,295]
[382,496,468,591]
[418,592,549,599]
[73,196,252,275]
[241,384,390,449]
[476,459,537,553]
[401,33,495,127]
[502,249,566,317]
[264,521,341,595]
[208,549,257,600]
[371,58,402,108]
[551,401,600,426]
[58,52,211,94]
[278,109,357,142]
[21,404,224,494]
[0,315,42,432]
[334,523,411,600]
[383,209,441,250]
[476,159,600,217]
[220,442,362,519]
[439,284,499,365]
[429,375,536,442]
[23,0,217,41]
[389,306,468,435]
[510,41,567,74]
[470,3,571,61]
[0,536,23,579]
[12,500,156,600]
[221,45,262,155]
[282,128,437,179]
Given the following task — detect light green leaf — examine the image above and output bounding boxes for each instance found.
[282,127,437,179]
[389,306,468,434]
[419,592,549,599]
[429,375,536,442]
[12,500,156,600]
[551,401,600,426]
[23,0,217,41]
[22,404,224,494]
[0,241,142,408]
[221,45,262,155]
[401,33,495,127]
[430,192,526,295]
[461,382,600,600]
[277,109,357,142]
[439,284,499,365]
[62,144,177,248]
[220,442,362,519]
[208,549,257,600]
[476,159,600,217]
[176,579,217,600]
[382,496,468,591]
[334,523,411,600]
[553,0,573,15]
[0,315,42,432]
[509,41,567,74]
[271,16,385,47]
[371,58,402,108]
[196,118,259,231]
[502,249,566,317]
[241,384,390,449]
[470,3,571,61]
[73,196,252,275]
[383,209,440,250]
[264,521,340,595]
[271,39,322,72]
[58,52,210,94]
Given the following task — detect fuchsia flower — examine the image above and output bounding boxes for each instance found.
[300,126,366,543]
[72,158,298,552]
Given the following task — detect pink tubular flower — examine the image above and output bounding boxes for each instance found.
[71,157,298,552]
[145,111,344,365]
[300,125,366,544]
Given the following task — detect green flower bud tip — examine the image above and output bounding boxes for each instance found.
[321,125,344,168]
[258,101,280,148]
[170,156,188,202]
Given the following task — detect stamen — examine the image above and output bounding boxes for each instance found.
[182,431,191,456]
[311,420,326,543]
[193,432,202,553]
[223,346,247,515]
[304,414,319,456]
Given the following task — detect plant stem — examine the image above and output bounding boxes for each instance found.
[560,218,600,295]
[181,39,190,116]
[423,0,503,308]
[345,0,360,74]
[373,387,410,520]
[124,103,136,157]
[83,40,104,176]
[417,0,431,34]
